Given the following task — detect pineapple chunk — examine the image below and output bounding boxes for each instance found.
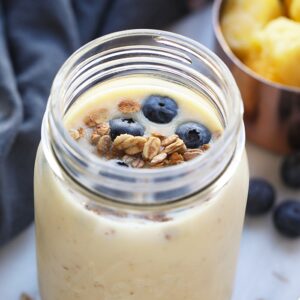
[221,0,283,59]
[284,0,300,21]
[245,17,300,87]
[290,0,300,21]
[284,0,292,10]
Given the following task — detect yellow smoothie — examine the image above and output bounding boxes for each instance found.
[35,76,248,300]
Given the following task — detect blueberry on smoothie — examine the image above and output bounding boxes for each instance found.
[142,95,178,124]
[109,118,144,140]
[273,200,300,238]
[281,153,300,189]
[246,178,276,216]
[175,122,211,148]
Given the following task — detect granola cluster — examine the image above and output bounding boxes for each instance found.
[69,99,214,169]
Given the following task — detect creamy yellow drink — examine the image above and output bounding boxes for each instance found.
[65,76,223,165]
[286,0,300,21]
[35,76,248,300]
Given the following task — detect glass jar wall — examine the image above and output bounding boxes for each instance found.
[34,29,248,300]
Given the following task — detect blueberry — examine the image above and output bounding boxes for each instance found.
[273,200,300,238]
[246,178,276,216]
[142,95,178,124]
[281,153,300,189]
[175,122,211,148]
[109,118,144,140]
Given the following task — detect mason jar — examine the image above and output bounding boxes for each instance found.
[34,29,249,300]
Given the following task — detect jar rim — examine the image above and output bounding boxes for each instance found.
[45,29,244,203]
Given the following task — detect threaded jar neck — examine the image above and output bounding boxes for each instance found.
[42,29,244,205]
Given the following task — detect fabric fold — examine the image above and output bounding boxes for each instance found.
[0,0,188,246]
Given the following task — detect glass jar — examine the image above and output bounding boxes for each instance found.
[34,29,248,300]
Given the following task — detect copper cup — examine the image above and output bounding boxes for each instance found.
[212,0,300,154]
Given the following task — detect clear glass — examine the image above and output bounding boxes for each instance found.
[34,29,249,300]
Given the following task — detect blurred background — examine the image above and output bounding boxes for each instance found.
[0,0,299,299]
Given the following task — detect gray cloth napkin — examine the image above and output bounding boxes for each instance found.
[0,0,188,246]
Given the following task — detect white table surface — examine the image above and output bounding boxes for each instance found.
[1,4,300,300]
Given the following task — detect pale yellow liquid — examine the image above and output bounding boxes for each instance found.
[35,76,249,300]
[65,76,223,157]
